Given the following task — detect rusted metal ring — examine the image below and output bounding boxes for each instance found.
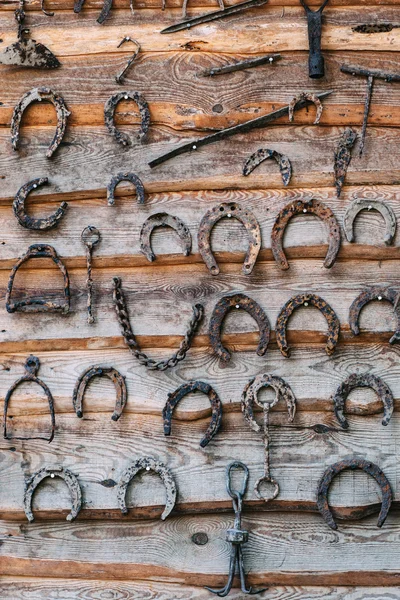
[271,199,341,270]
[6,244,70,314]
[288,92,323,123]
[198,202,261,276]
[140,213,192,262]
[241,374,296,433]
[107,172,145,206]
[209,293,270,363]
[4,355,56,443]
[73,366,127,422]
[254,476,280,501]
[243,149,292,186]
[104,91,150,146]
[24,465,82,522]
[349,287,400,344]
[117,456,177,520]
[316,458,392,530]
[13,177,68,230]
[343,199,396,245]
[333,373,394,429]
[276,293,340,357]
[163,381,222,448]
[11,87,70,158]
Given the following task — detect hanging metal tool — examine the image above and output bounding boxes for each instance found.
[24,466,82,522]
[115,37,141,85]
[333,128,357,197]
[199,53,281,78]
[341,64,400,156]
[300,0,329,79]
[81,226,101,324]
[205,462,266,596]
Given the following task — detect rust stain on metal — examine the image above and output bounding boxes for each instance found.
[349,286,400,344]
[199,53,281,78]
[3,355,55,443]
[271,199,341,270]
[243,148,292,186]
[343,198,396,245]
[198,202,261,276]
[107,172,145,206]
[140,213,192,262]
[333,128,357,198]
[317,458,392,530]
[209,293,270,363]
[81,226,101,325]
[276,293,340,357]
[288,91,323,123]
[24,465,82,522]
[13,178,68,230]
[6,244,70,314]
[115,37,141,85]
[163,381,222,448]
[73,365,127,422]
[104,91,150,146]
[300,0,329,79]
[333,372,394,429]
[353,23,400,33]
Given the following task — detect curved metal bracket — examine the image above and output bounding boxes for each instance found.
[24,465,82,522]
[140,213,191,262]
[349,287,400,344]
[243,148,292,186]
[117,456,177,520]
[73,366,127,422]
[241,374,296,433]
[104,91,150,146]
[198,202,261,276]
[107,172,145,206]
[271,199,341,270]
[316,458,392,530]
[13,177,68,230]
[343,199,396,245]
[11,87,70,158]
[209,293,270,363]
[276,293,340,357]
[163,381,222,448]
[4,355,55,443]
[289,92,323,124]
[6,244,70,314]
[333,373,394,429]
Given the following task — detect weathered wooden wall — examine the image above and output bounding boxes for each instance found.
[0,0,400,596]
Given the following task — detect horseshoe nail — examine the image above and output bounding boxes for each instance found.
[276,293,340,357]
[24,466,82,522]
[104,91,150,146]
[343,199,396,245]
[11,87,70,158]
[271,199,341,270]
[73,366,127,421]
[209,293,270,363]
[288,92,323,124]
[198,202,261,276]
[107,172,145,206]
[163,381,222,448]
[243,148,292,186]
[13,178,68,230]
[349,287,400,344]
[334,128,357,197]
[117,456,177,520]
[140,213,192,262]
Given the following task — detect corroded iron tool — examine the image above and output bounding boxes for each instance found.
[81,226,101,324]
[199,53,281,77]
[300,0,329,79]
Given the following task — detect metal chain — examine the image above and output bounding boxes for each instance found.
[112,277,204,371]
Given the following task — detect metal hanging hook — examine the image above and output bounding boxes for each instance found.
[115,37,141,85]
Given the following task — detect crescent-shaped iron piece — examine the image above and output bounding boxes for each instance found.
[6,244,70,314]
[140,213,192,262]
[13,177,68,230]
[349,287,400,345]
[271,199,341,270]
[316,458,392,530]
[73,366,127,422]
[24,465,82,522]
[276,293,340,357]
[334,127,357,198]
[163,381,222,448]
[288,92,323,124]
[343,199,396,245]
[243,149,292,186]
[241,374,296,433]
[209,293,270,363]
[333,373,394,429]
[4,355,56,443]
[117,456,177,520]
[198,202,261,276]
[11,87,70,158]
[107,172,145,206]
[104,91,150,146]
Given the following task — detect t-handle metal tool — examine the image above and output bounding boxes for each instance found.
[300,0,329,79]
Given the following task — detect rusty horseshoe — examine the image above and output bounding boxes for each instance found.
[276,293,340,357]
[24,465,82,522]
[288,92,323,124]
[333,373,394,429]
[13,178,68,230]
[140,213,192,262]
[73,366,127,422]
[243,149,292,186]
[6,244,70,314]
[198,202,261,276]
[104,91,150,146]
[74,0,115,25]
[343,199,397,245]
[107,172,145,206]
[11,87,70,158]
[209,293,270,363]
[163,381,222,448]
[317,458,393,530]
[117,456,177,520]
[349,287,400,344]
[271,199,341,270]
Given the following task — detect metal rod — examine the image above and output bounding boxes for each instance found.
[199,53,281,77]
